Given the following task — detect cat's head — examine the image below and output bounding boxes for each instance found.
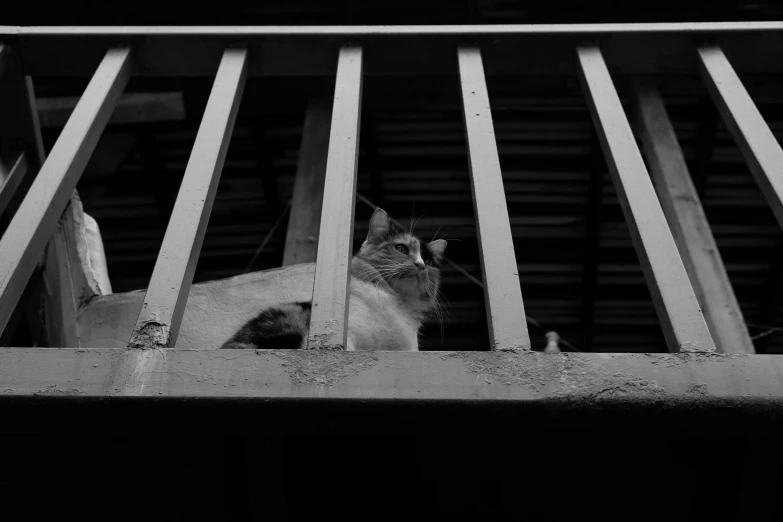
[358,208,447,309]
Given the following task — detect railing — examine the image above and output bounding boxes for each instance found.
[1,24,783,410]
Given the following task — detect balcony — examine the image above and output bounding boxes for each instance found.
[1,24,783,434]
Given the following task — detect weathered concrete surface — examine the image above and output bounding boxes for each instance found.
[1,348,782,404]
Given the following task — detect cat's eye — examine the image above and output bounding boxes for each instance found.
[425,260,433,267]
[394,244,408,254]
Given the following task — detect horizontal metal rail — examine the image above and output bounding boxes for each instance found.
[4,22,783,35]
[1,23,783,77]
[307,46,363,350]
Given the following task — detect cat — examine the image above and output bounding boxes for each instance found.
[220,207,447,351]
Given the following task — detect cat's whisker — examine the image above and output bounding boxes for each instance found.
[410,213,426,235]
[430,225,444,242]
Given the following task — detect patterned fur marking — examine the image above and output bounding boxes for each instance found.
[221,208,447,351]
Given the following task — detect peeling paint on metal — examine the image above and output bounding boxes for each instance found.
[275,350,378,386]
[307,319,342,350]
[306,334,343,351]
[128,320,171,349]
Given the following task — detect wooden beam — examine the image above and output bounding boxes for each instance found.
[0,47,130,340]
[9,23,783,77]
[698,45,783,230]
[756,235,783,353]
[577,46,715,354]
[0,264,42,348]
[0,44,44,165]
[0,44,45,347]
[307,46,362,350]
[633,78,754,355]
[249,86,287,269]
[0,44,44,220]
[580,137,605,353]
[36,92,185,129]
[128,48,247,349]
[691,100,718,199]
[282,96,331,266]
[458,46,530,351]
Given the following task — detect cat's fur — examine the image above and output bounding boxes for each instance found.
[221,208,447,351]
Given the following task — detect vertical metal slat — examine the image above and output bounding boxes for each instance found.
[458,46,531,351]
[307,46,363,350]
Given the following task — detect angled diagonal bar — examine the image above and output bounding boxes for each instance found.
[128,49,247,348]
[458,46,530,351]
[633,78,754,354]
[577,46,715,353]
[698,45,783,230]
[0,47,130,338]
[283,96,331,266]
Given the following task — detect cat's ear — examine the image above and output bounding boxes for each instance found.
[428,239,447,260]
[366,208,391,244]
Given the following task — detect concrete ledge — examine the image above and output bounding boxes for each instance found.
[1,348,781,401]
[2,349,783,436]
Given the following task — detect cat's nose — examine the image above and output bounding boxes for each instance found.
[414,260,426,271]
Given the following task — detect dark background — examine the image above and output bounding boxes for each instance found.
[1,433,772,521]
[6,1,783,26]
[2,5,782,518]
